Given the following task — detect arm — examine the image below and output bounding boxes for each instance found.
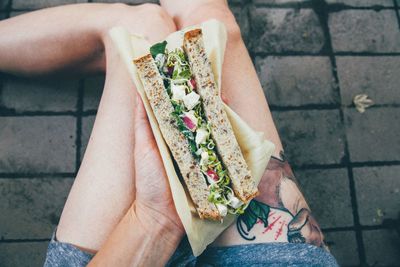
[0,3,108,76]
[88,95,184,266]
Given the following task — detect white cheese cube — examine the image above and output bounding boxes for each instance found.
[200,151,209,166]
[216,203,228,217]
[183,91,200,110]
[171,83,186,101]
[195,128,209,145]
[228,195,243,209]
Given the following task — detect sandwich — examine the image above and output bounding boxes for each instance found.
[133,29,258,221]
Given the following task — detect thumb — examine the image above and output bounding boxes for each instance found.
[134,92,154,147]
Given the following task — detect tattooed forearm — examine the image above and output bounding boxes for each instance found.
[236,153,326,249]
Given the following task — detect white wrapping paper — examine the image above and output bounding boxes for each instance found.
[109,19,275,256]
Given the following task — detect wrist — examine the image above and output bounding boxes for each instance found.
[131,202,184,248]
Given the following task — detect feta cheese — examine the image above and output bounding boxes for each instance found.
[228,195,243,209]
[216,203,228,217]
[183,91,200,110]
[195,128,209,145]
[171,83,186,101]
[200,151,209,166]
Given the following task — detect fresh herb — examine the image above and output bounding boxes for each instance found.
[150,41,167,58]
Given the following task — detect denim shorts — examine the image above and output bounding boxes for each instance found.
[44,231,339,267]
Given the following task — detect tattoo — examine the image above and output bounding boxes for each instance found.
[236,152,326,249]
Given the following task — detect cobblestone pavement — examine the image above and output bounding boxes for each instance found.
[1,0,400,266]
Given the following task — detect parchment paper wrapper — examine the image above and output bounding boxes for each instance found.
[108,19,275,256]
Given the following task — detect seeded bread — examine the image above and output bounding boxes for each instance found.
[133,54,221,221]
[183,29,258,203]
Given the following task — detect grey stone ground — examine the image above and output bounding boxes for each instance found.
[0,0,399,266]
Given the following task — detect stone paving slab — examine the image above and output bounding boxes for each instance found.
[0,0,9,10]
[253,0,306,4]
[344,107,400,162]
[0,116,76,173]
[336,57,400,106]
[83,76,104,111]
[0,242,48,267]
[81,116,96,161]
[0,178,73,239]
[272,110,345,166]
[329,10,400,53]
[249,8,325,53]
[12,0,86,9]
[353,166,400,226]
[363,229,400,266]
[1,78,79,112]
[323,231,359,266]
[326,0,394,7]
[256,56,338,107]
[296,168,353,228]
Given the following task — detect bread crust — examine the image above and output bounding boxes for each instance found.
[134,54,221,221]
[183,29,259,203]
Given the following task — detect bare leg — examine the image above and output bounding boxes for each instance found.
[0,3,176,252]
[160,0,325,248]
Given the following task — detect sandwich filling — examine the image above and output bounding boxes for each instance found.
[150,41,247,217]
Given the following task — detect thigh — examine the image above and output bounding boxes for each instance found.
[56,3,176,252]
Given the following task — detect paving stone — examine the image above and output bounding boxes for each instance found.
[326,0,394,6]
[296,168,353,228]
[0,178,73,239]
[231,6,250,45]
[363,229,400,266]
[1,78,78,112]
[337,57,400,106]
[0,242,48,267]
[272,110,345,166]
[84,76,104,111]
[256,56,338,107]
[329,10,400,52]
[0,116,76,173]
[0,0,8,10]
[81,116,96,161]
[344,107,400,162]
[323,231,359,266]
[13,0,86,9]
[249,8,325,53]
[254,0,305,4]
[353,166,400,226]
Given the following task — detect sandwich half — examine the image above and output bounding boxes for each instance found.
[133,29,258,221]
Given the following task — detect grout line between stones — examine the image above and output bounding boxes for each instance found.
[2,161,399,178]
[75,80,84,173]
[310,0,366,264]
[394,0,400,29]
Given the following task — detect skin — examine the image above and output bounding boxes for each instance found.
[0,1,322,266]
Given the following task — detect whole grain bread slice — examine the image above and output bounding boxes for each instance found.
[183,29,258,203]
[133,54,221,221]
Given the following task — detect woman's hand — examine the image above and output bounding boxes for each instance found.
[132,92,185,242]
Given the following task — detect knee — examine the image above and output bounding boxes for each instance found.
[102,3,176,43]
[181,3,242,44]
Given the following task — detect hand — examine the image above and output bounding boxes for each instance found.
[132,92,184,241]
